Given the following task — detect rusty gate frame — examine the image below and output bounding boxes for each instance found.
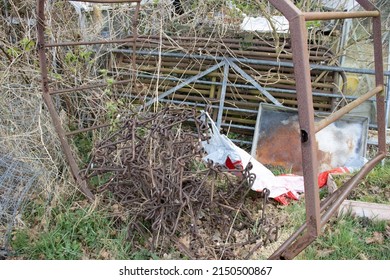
[36,0,387,259]
[36,0,142,201]
[267,0,387,259]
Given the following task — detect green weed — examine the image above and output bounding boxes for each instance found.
[299,215,390,260]
[283,200,390,260]
[72,131,93,165]
[10,193,144,260]
[333,161,390,204]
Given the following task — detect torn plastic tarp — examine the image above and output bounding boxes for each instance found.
[200,111,304,205]
[200,112,367,205]
[317,156,367,188]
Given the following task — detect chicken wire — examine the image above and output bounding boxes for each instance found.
[0,155,40,257]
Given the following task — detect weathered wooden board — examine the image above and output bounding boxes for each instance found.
[338,200,390,221]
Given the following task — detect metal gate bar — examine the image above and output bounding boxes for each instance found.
[315,85,383,132]
[226,59,282,107]
[135,72,381,101]
[216,62,230,129]
[116,48,390,130]
[142,61,226,108]
[141,58,280,110]
[267,0,387,259]
[115,48,390,76]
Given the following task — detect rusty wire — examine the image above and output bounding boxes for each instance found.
[82,105,279,259]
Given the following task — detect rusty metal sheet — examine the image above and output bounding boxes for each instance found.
[251,103,369,174]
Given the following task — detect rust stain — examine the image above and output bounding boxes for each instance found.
[256,122,303,174]
[255,121,329,174]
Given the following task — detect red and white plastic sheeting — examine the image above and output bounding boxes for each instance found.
[200,111,364,205]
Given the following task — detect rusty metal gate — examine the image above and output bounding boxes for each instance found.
[37,0,142,201]
[36,0,387,259]
[267,0,386,259]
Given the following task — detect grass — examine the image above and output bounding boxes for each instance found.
[281,199,390,260]
[10,192,145,260]
[276,159,390,260]
[299,214,390,260]
[71,131,93,165]
[332,160,390,204]
[349,160,390,204]
[287,155,388,260]
[9,159,390,260]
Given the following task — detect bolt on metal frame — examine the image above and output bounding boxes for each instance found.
[36,0,142,201]
[267,0,386,259]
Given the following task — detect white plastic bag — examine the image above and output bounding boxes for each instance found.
[200,111,305,204]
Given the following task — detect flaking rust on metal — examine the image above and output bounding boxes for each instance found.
[82,105,278,259]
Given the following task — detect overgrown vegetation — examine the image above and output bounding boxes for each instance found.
[1,0,389,260]
[11,192,140,260]
[9,167,390,260]
[300,212,390,260]
[332,160,390,205]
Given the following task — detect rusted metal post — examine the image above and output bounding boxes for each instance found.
[36,0,95,200]
[268,0,321,242]
[131,1,140,82]
[267,0,386,259]
[355,0,386,152]
[36,0,142,201]
[315,85,383,133]
[303,10,379,20]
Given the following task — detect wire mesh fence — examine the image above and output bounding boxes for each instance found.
[0,155,41,256]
